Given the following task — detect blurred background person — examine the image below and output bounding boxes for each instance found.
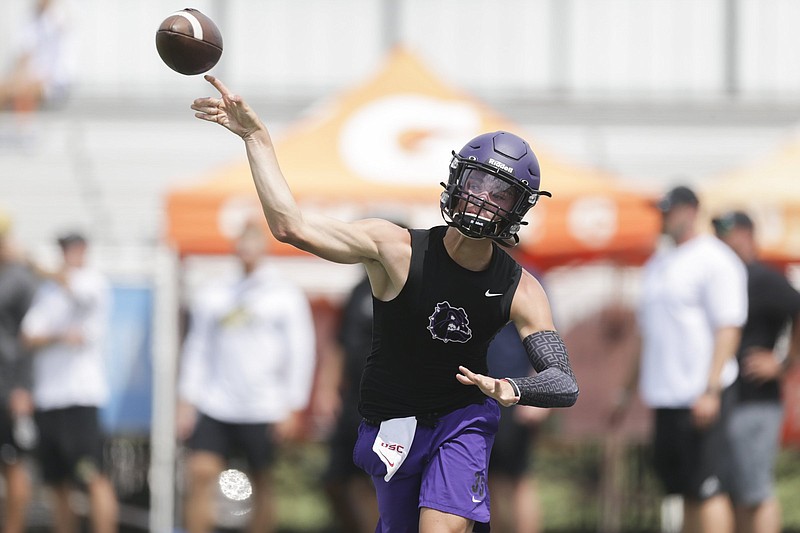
[316,273,379,533]
[0,211,38,533]
[616,185,747,533]
[0,0,73,114]
[713,210,800,533]
[486,322,549,533]
[176,219,316,533]
[20,231,118,533]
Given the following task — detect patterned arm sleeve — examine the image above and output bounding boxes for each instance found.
[506,330,579,407]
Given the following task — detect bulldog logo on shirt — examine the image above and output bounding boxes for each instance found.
[427,301,472,343]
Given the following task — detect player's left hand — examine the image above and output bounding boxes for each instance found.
[457,366,519,407]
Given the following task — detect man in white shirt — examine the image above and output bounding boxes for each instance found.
[176,220,316,533]
[21,232,118,533]
[616,186,747,533]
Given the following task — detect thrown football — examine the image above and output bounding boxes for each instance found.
[155,8,223,76]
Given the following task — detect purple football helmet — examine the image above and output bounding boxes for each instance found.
[440,131,551,243]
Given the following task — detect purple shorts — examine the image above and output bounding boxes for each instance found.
[353,399,500,532]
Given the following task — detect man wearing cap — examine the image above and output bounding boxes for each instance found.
[0,212,39,533]
[620,185,748,532]
[713,211,800,533]
[20,231,118,533]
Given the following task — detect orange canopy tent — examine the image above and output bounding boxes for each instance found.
[165,48,660,270]
[700,134,800,267]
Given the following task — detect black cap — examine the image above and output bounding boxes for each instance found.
[656,185,699,212]
[56,231,87,249]
[712,210,754,237]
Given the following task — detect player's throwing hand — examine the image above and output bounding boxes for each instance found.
[191,75,264,140]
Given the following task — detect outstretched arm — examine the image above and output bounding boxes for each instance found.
[192,76,409,299]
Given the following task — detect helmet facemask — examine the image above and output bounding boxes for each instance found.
[441,153,551,243]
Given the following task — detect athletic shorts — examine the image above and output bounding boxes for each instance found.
[488,406,537,478]
[353,399,500,532]
[35,406,106,486]
[187,413,276,472]
[726,401,783,505]
[652,388,733,501]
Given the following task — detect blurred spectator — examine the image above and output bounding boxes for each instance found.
[20,231,118,533]
[316,274,378,533]
[0,0,73,114]
[615,185,747,533]
[0,212,38,533]
[486,322,549,533]
[176,220,316,533]
[713,210,800,533]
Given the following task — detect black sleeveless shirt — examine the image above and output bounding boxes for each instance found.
[358,226,522,421]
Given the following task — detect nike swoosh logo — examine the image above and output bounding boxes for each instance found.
[377,449,395,468]
[485,290,503,297]
[472,496,483,503]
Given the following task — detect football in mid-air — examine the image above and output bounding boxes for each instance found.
[155,8,223,76]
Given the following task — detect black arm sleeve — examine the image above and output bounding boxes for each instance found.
[506,330,579,407]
